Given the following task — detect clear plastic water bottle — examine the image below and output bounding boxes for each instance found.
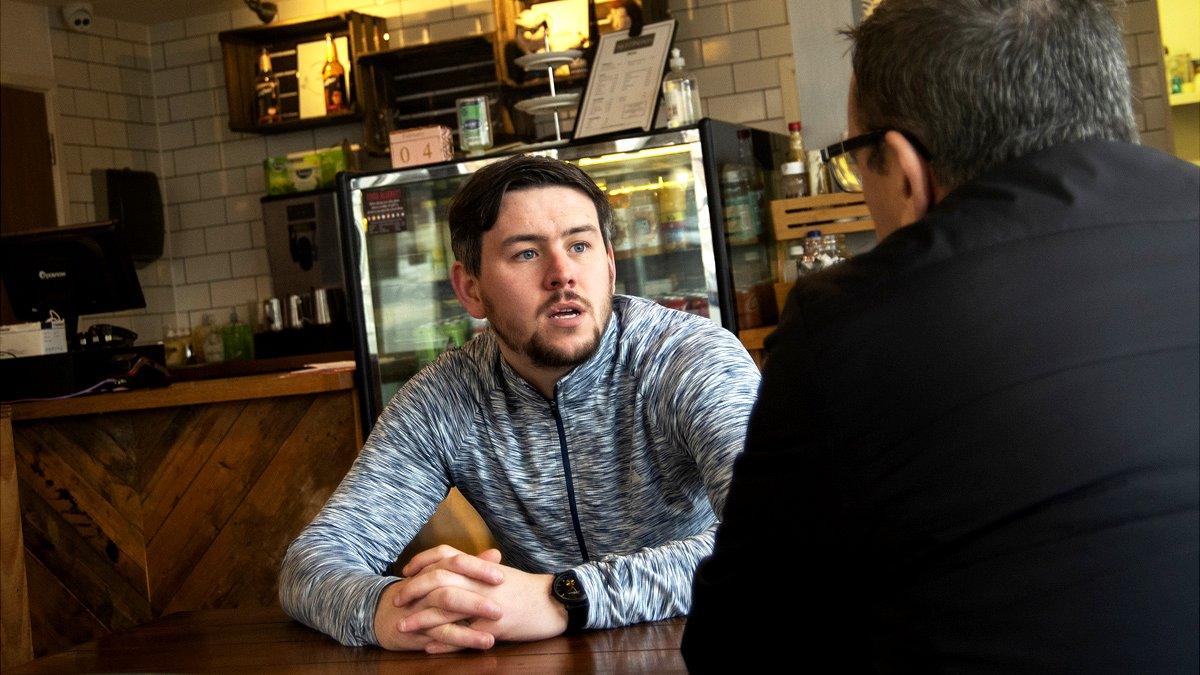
[662,48,701,128]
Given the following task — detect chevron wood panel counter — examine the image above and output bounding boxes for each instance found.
[1,363,361,663]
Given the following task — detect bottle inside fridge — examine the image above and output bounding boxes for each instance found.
[721,130,764,246]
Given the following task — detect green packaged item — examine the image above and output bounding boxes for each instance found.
[222,313,255,361]
[263,142,359,195]
[264,156,292,195]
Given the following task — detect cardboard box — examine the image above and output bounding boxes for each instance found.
[0,320,68,358]
[389,126,454,169]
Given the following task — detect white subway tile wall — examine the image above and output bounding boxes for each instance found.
[1122,0,1173,154]
[50,0,796,343]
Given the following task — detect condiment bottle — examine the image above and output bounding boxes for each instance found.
[787,121,805,163]
[780,161,808,199]
[662,48,701,128]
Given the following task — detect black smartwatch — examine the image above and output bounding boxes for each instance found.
[551,570,589,634]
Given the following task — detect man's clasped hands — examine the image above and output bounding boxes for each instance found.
[373,545,568,653]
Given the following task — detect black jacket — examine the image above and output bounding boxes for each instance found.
[683,140,1199,672]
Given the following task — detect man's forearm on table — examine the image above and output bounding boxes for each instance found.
[279,534,401,647]
[572,526,716,628]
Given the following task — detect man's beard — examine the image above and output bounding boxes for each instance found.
[484,290,611,369]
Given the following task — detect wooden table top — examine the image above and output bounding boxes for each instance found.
[10,607,688,673]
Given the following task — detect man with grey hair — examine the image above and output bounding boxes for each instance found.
[684,0,1198,670]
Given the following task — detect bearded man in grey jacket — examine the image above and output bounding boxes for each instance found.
[279,154,761,653]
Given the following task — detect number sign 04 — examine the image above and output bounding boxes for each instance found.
[388,126,455,169]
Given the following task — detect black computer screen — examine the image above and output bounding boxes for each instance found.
[1,219,145,343]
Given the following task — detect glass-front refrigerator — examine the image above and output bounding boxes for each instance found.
[338,119,785,431]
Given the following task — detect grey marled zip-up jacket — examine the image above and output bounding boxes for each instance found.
[279,295,761,646]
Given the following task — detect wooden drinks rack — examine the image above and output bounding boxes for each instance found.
[737,192,875,362]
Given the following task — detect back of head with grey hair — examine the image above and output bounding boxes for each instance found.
[845,0,1138,190]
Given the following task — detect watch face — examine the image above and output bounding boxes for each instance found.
[554,572,586,603]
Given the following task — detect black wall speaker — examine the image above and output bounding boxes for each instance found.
[92,168,164,268]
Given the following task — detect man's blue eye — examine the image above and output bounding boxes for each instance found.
[517,250,537,260]
[571,243,588,253]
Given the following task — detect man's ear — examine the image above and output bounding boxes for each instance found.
[883,130,936,226]
[450,261,487,319]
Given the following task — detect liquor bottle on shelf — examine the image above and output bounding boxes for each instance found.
[255,48,281,125]
[322,33,350,114]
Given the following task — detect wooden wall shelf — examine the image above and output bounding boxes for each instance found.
[357,35,507,155]
[218,12,386,135]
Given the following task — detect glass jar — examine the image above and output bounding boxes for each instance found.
[780,161,808,199]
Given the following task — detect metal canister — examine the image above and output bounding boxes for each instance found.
[286,293,306,329]
[313,288,333,325]
[262,297,284,332]
[456,96,492,154]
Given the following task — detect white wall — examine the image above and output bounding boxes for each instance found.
[784,0,854,150]
[667,0,797,133]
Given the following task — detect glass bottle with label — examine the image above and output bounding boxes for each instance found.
[779,161,808,199]
[322,33,350,114]
[203,316,225,363]
[256,48,280,125]
[629,185,661,252]
[787,120,805,162]
[722,129,764,245]
[721,165,757,245]
[456,96,493,155]
[607,181,634,253]
[190,313,215,363]
[414,198,444,281]
[657,177,689,251]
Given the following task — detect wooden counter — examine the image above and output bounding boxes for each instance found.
[7,360,358,421]
[0,362,362,667]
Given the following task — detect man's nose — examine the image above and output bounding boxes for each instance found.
[543,249,576,289]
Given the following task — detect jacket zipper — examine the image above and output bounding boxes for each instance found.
[549,400,589,562]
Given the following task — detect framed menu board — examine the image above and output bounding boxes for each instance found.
[572,20,676,140]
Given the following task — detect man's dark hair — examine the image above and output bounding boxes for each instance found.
[447,155,612,276]
[845,0,1137,190]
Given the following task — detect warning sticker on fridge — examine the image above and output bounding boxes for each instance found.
[362,186,407,234]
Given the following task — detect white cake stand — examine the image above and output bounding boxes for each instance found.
[514,49,582,142]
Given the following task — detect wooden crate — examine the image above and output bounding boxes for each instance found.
[357,36,510,156]
[218,12,386,134]
[770,192,875,284]
[770,192,874,241]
